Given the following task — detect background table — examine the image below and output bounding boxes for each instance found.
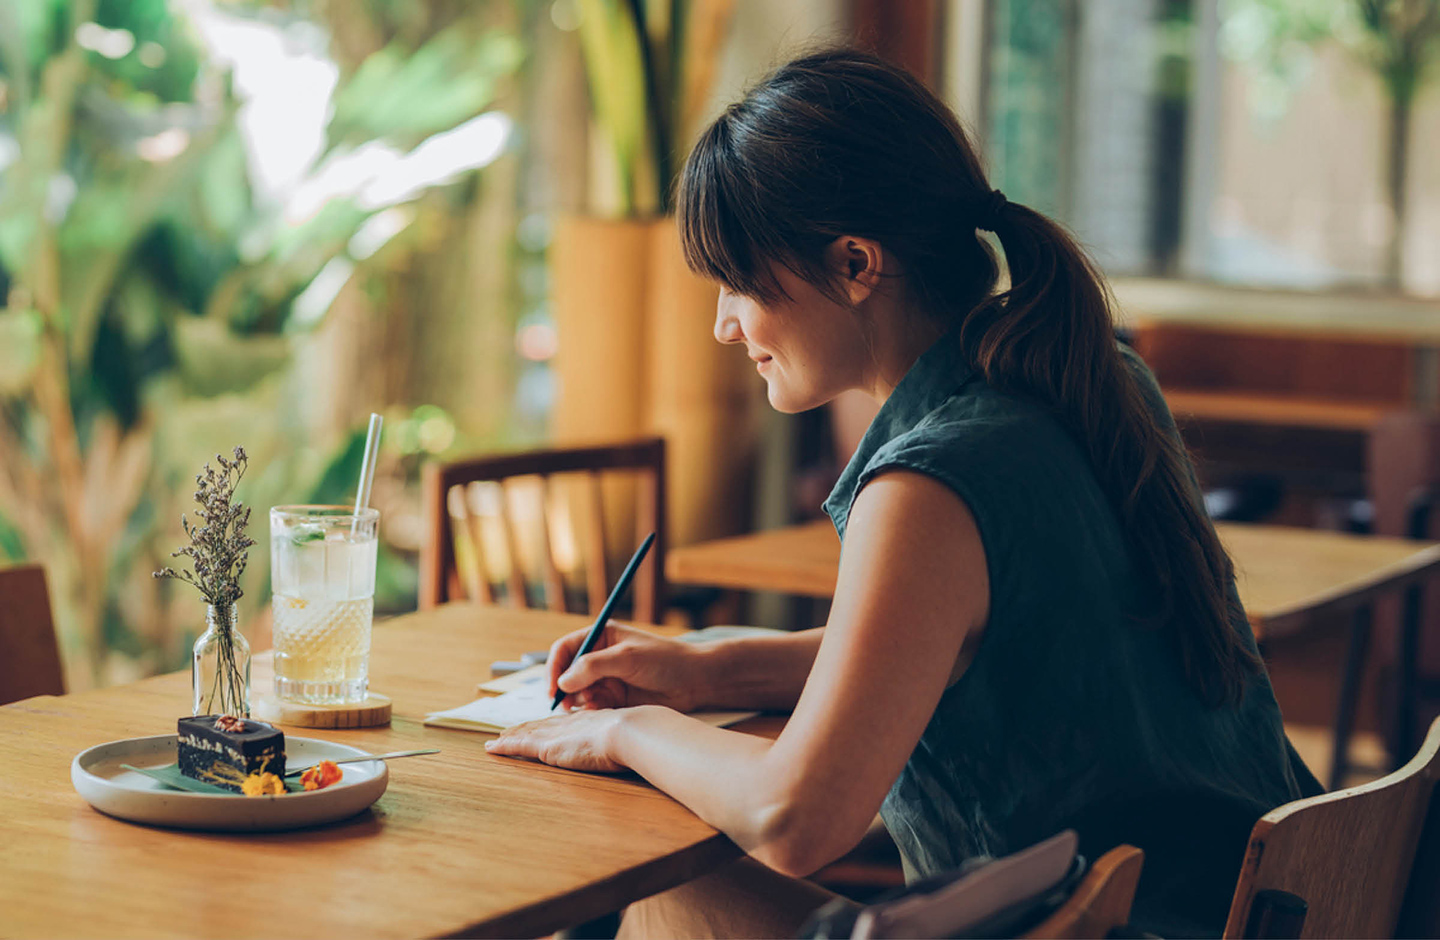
[669,520,1440,786]
[669,520,1440,633]
[0,605,759,940]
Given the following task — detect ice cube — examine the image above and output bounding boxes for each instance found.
[323,538,352,601]
[290,524,326,544]
[292,538,326,596]
[271,537,294,596]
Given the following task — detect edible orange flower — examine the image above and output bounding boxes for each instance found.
[300,760,343,791]
[241,772,285,797]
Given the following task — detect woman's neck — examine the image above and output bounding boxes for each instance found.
[863,309,951,406]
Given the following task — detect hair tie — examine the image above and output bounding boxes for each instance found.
[976,189,1008,232]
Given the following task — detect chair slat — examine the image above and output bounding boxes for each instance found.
[447,484,490,604]
[494,482,529,609]
[537,477,567,613]
[634,467,659,625]
[466,482,513,605]
[584,470,609,617]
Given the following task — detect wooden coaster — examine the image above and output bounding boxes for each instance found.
[253,693,392,729]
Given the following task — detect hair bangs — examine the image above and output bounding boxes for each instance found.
[677,117,786,302]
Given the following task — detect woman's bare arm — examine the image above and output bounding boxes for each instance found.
[490,469,988,877]
[691,628,825,711]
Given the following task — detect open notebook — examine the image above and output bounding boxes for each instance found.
[424,626,779,733]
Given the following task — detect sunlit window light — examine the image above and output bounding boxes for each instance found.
[45,175,77,224]
[550,0,582,32]
[357,112,513,211]
[516,212,551,251]
[286,142,402,225]
[180,0,337,204]
[137,42,167,68]
[348,207,415,261]
[0,133,19,175]
[515,364,555,421]
[180,0,511,243]
[75,23,136,59]
[137,128,191,162]
[417,414,456,454]
[290,257,355,328]
[516,323,558,362]
[285,112,512,225]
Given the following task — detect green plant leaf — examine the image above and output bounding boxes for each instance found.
[327,27,522,148]
[0,307,43,394]
[170,318,291,397]
[304,429,369,505]
[0,507,26,562]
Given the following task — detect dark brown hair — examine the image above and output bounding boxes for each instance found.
[676,48,1260,706]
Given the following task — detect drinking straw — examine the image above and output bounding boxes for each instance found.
[352,413,383,535]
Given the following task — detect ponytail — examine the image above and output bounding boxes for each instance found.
[970,203,1261,705]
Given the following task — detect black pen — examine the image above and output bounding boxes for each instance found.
[552,531,657,710]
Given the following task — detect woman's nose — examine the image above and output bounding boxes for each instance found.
[714,300,743,345]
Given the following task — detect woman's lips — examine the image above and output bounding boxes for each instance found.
[755,356,773,372]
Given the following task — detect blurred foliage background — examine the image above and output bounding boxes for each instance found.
[0,0,564,690]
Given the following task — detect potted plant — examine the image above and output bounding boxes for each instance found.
[551,0,758,549]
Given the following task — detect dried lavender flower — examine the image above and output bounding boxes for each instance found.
[154,447,256,609]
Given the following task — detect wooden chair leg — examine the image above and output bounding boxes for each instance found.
[1331,603,1373,790]
[1391,585,1423,771]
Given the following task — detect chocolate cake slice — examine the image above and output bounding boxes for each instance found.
[177,715,286,792]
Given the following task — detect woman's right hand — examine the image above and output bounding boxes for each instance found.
[547,622,705,713]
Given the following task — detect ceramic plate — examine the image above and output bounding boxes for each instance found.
[71,735,388,832]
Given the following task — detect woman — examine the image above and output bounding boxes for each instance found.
[487,49,1320,937]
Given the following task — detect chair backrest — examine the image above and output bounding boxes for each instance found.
[419,438,666,623]
[1020,845,1144,939]
[0,563,65,706]
[1224,715,1440,938]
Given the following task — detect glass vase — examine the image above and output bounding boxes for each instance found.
[193,604,251,718]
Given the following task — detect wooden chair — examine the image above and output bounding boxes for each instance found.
[1223,715,1440,938]
[806,831,1141,939]
[0,563,65,706]
[1397,749,1440,938]
[420,438,666,623]
[1021,845,1144,939]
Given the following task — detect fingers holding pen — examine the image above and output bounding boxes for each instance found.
[548,621,630,700]
[547,632,578,699]
[557,643,626,694]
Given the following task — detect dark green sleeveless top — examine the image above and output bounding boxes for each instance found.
[822,327,1320,936]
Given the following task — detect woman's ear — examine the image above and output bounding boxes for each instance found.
[827,236,884,305]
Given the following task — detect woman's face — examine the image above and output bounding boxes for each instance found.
[714,266,871,414]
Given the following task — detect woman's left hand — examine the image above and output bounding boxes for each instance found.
[484,707,629,773]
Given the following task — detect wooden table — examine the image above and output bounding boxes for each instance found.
[669,520,1440,786]
[0,604,764,940]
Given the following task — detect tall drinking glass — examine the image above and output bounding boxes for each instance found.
[269,506,379,704]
